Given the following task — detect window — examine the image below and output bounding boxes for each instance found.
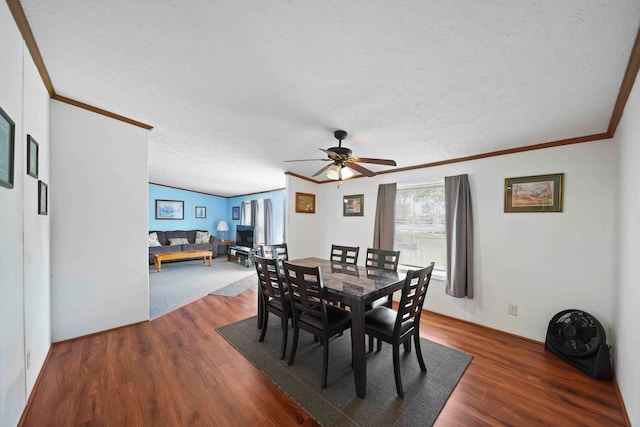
[394,182,446,270]
[241,199,266,245]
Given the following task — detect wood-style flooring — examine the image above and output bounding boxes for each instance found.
[20,287,628,426]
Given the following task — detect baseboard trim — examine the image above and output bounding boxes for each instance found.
[53,320,150,344]
[17,345,53,427]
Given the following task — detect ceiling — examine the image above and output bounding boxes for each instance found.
[17,1,640,197]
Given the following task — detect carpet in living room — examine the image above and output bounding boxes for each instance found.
[149,257,255,318]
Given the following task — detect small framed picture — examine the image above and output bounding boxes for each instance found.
[195,206,206,218]
[38,180,48,215]
[295,192,316,214]
[504,173,564,213]
[0,106,16,189]
[155,199,184,220]
[27,135,39,178]
[232,206,240,220]
[343,194,364,216]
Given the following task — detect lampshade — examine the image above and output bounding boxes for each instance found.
[341,166,354,179]
[216,220,229,232]
[326,165,340,180]
[327,164,354,180]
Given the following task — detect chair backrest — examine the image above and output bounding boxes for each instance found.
[395,263,435,331]
[330,244,359,265]
[282,261,328,327]
[261,243,289,262]
[254,255,287,302]
[366,248,400,272]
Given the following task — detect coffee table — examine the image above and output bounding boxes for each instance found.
[153,250,212,272]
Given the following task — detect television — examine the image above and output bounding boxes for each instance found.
[235,225,254,249]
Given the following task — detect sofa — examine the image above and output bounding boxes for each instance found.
[148,230,221,265]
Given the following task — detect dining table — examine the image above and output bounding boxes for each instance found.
[288,257,406,398]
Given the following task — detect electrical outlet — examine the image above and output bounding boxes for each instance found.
[27,350,31,369]
[508,304,518,316]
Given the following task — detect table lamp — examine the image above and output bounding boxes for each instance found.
[216,220,229,240]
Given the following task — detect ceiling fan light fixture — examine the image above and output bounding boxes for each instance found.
[341,166,354,179]
[326,164,341,180]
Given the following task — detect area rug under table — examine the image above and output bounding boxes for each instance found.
[217,316,472,427]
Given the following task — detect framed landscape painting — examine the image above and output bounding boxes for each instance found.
[295,192,315,213]
[155,199,184,219]
[504,173,564,213]
[0,106,15,189]
[343,194,364,216]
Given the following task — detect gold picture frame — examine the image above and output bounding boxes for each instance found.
[295,192,316,213]
[504,173,563,213]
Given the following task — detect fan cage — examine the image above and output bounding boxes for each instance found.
[546,309,606,358]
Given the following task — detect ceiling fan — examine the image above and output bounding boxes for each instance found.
[285,130,397,182]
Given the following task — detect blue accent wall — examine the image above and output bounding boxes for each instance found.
[227,190,286,244]
[149,184,227,234]
[149,184,285,244]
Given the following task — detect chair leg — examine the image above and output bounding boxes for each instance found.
[414,332,426,372]
[321,337,329,389]
[368,335,374,352]
[393,343,405,398]
[403,340,411,353]
[259,312,269,342]
[377,338,382,352]
[280,316,289,360]
[288,324,299,366]
[257,292,264,329]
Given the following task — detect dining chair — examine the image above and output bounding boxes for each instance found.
[254,255,292,360]
[282,261,352,389]
[330,244,359,265]
[257,243,289,328]
[366,248,401,309]
[364,262,435,398]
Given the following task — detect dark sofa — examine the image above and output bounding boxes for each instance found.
[148,230,221,265]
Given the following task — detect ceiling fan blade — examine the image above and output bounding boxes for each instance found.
[319,148,341,160]
[312,163,334,177]
[347,162,376,177]
[350,157,397,166]
[283,158,328,162]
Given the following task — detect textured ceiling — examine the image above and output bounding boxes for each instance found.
[18,1,640,197]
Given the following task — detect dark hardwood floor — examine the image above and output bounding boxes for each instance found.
[20,287,628,426]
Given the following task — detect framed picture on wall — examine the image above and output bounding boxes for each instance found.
[38,180,48,215]
[0,105,16,189]
[155,199,184,219]
[195,206,206,218]
[504,173,564,213]
[232,206,240,220]
[27,135,39,178]
[295,192,316,213]
[343,194,364,216]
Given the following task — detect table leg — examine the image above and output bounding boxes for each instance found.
[156,259,162,272]
[351,302,366,398]
[208,253,212,266]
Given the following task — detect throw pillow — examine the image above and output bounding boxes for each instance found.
[148,232,161,247]
[195,231,211,244]
[168,237,189,246]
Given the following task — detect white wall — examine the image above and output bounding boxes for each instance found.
[22,46,51,396]
[614,69,640,426]
[51,101,149,341]
[0,3,27,425]
[1,1,52,424]
[287,138,617,343]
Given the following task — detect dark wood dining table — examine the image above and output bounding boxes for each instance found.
[288,257,405,398]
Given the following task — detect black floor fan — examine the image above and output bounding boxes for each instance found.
[545,309,613,380]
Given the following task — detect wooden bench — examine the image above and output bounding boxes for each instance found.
[153,250,212,272]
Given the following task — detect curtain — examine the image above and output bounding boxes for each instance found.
[251,200,258,246]
[264,198,273,245]
[372,183,397,250]
[240,201,251,226]
[444,174,473,298]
